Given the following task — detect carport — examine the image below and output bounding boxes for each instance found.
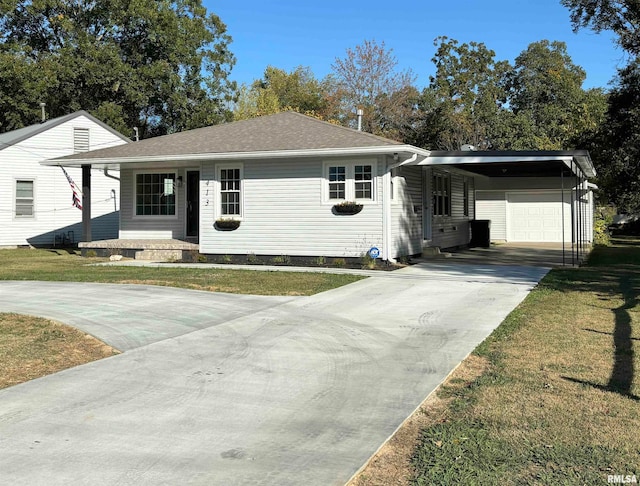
[400,150,596,266]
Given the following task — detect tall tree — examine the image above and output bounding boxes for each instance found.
[331,39,418,140]
[562,0,640,210]
[562,0,640,55]
[0,0,236,137]
[233,65,338,121]
[506,40,606,149]
[415,37,511,150]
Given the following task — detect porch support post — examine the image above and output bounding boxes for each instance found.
[571,160,576,266]
[82,165,92,242]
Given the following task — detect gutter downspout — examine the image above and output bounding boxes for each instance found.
[383,153,421,263]
[103,168,120,181]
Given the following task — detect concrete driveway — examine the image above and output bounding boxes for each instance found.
[0,262,549,485]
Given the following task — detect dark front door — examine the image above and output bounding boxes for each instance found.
[186,171,199,238]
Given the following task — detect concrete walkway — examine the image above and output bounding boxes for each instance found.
[0,262,549,485]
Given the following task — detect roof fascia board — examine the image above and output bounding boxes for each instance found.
[42,145,430,167]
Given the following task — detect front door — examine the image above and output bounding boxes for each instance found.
[186,171,199,238]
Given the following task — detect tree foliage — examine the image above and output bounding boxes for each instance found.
[0,0,236,137]
[331,39,418,140]
[562,0,640,55]
[413,38,606,151]
[233,65,338,121]
[563,0,640,211]
[415,37,511,150]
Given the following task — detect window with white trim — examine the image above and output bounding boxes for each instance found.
[328,166,346,200]
[15,180,34,218]
[135,172,176,216]
[354,165,373,199]
[432,172,450,217]
[325,162,376,202]
[219,166,242,216]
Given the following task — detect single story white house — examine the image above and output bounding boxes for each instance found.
[45,112,595,262]
[1,111,129,246]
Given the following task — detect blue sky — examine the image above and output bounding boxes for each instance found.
[211,0,626,91]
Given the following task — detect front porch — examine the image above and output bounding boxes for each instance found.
[79,239,199,260]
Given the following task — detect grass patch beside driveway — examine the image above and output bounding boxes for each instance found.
[0,249,363,296]
[352,239,640,485]
[0,313,118,390]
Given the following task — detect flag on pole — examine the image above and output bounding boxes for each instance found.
[59,166,83,210]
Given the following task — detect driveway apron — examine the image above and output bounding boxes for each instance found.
[0,263,548,485]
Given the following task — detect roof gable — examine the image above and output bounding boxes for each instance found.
[0,111,130,151]
[58,112,403,161]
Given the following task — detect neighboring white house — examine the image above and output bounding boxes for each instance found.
[47,112,595,261]
[0,111,129,247]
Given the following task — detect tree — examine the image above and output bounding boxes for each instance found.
[233,65,338,121]
[562,0,640,210]
[331,39,418,140]
[562,0,640,55]
[414,37,511,150]
[0,0,236,137]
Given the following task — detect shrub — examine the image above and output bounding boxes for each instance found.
[246,253,259,264]
[313,256,326,266]
[360,252,377,269]
[332,258,346,267]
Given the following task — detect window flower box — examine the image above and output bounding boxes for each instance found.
[214,218,241,231]
[332,201,363,215]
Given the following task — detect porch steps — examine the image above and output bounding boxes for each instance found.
[421,246,452,259]
[134,249,183,261]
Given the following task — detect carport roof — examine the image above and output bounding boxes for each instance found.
[420,150,595,178]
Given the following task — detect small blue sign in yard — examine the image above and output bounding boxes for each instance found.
[368,247,380,259]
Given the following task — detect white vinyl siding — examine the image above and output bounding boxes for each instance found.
[0,114,125,246]
[476,191,507,241]
[390,165,423,258]
[15,180,34,218]
[199,157,384,257]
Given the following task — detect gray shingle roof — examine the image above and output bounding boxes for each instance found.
[58,112,403,161]
[0,110,129,150]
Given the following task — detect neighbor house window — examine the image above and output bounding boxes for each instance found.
[433,173,450,217]
[328,166,346,200]
[73,128,90,153]
[325,162,376,202]
[219,166,242,216]
[15,180,34,218]
[135,173,176,216]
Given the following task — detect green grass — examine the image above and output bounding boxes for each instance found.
[411,239,640,485]
[0,248,364,296]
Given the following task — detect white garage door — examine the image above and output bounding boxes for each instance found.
[507,192,572,242]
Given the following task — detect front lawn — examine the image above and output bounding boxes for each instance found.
[351,239,640,485]
[0,248,364,296]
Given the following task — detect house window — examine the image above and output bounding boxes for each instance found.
[74,128,90,153]
[15,180,34,217]
[463,179,470,217]
[135,173,176,216]
[354,165,373,199]
[433,173,450,217]
[325,162,376,202]
[220,167,242,216]
[328,166,346,200]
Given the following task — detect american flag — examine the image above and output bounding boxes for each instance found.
[59,166,83,210]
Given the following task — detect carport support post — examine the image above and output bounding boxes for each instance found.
[561,167,565,266]
[82,165,91,242]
